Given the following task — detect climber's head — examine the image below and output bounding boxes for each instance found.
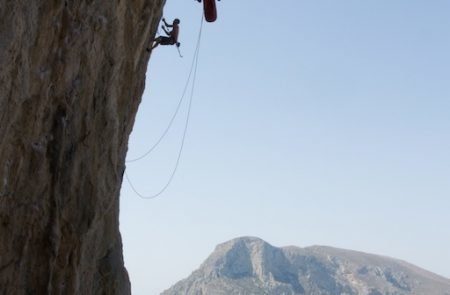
[173,18,180,25]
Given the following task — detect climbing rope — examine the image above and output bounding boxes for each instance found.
[127,19,201,163]
[125,15,204,199]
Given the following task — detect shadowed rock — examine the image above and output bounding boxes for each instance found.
[0,0,165,293]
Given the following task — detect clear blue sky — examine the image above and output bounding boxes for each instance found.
[120,1,450,294]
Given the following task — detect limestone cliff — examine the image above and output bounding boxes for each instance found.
[0,0,165,294]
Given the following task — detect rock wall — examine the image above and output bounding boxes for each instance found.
[0,0,165,293]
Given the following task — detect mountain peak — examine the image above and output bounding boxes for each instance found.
[162,237,450,295]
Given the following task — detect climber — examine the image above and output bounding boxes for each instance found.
[147,18,180,52]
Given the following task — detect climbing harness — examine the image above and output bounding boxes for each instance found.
[125,15,204,199]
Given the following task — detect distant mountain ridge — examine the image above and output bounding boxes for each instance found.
[162,237,450,295]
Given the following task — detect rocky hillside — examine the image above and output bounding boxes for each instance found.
[162,237,450,295]
[0,0,164,294]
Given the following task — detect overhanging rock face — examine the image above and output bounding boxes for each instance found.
[0,1,165,293]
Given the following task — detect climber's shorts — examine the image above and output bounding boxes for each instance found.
[160,36,176,45]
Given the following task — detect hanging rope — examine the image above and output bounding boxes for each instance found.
[125,15,204,199]
[127,18,202,163]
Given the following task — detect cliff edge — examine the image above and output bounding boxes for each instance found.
[0,0,165,293]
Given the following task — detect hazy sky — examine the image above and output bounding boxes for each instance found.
[120,1,450,294]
